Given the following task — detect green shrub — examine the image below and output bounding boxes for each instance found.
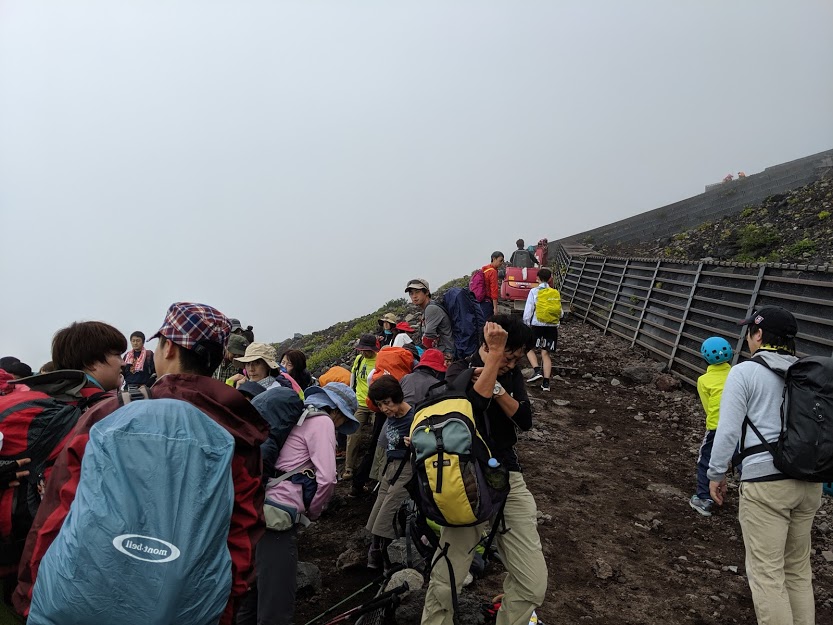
[738,224,780,257]
[785,238,816,257]
[818,210,830,220]
[740,206,756,218]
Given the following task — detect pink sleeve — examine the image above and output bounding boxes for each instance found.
[306,417,338,520]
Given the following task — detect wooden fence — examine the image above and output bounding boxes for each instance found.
[553,246,833,387]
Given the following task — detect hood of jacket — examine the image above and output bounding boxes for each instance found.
[751,349,799,375]
[152,373,268,449]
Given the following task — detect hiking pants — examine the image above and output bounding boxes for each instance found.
[421,472,547,625]
[738,480,822,625]
[345,406,375,474]
[236,527,298,625]
[355,413,386,489]
[366,459,413,539]
[695,429,715,500]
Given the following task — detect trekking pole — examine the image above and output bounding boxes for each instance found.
[322,584,409,625]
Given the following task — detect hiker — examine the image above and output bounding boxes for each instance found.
[318,365,351,387]
[14,303,269,625]
[214,334,250,381]
[378,312,399,347]
[509,239,538,269]
[392,321,416,348]
[230,343,303,396]
[365,376,414,570]
[279,349,316,390]
[708,306,823,624]
[38,362,55,374]
[399,348,447,405]
[344,334,378,484]
[479,251,504,319]
[421,316,547,625]
[0,357,33,380]
[121,331,156,389]
[523,267,564,392]
[689,336,732,517]
[237,383,359,625]
[405,279,454,361]
[230,318,245,336]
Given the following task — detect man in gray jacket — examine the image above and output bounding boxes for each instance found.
[708,306,823,625]
[405,279,455,361]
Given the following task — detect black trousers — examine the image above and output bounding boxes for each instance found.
[353,414,386,491]
[236,527,298,625]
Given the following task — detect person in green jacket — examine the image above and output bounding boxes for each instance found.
[689,336,733,517]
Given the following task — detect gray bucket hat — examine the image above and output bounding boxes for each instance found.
[304,383,360,435]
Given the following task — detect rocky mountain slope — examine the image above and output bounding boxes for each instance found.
[594,176,833,266]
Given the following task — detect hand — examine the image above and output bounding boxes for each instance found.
[709,478,728,506]
[470,367,484,384]
[483,322,508,354]
[228,373,246,387]
[404,436,411,447]
[0,458,31,490]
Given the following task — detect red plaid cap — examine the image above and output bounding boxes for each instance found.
[150,302,231,351]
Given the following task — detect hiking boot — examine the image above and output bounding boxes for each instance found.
[367,547,383,570]
[540,380,550,392]
[340,468,353,480]
[527,369,543,383]
[689,495,714,517]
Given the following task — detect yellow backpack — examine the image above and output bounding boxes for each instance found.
[409,369,509,527]
[535,286,562,324]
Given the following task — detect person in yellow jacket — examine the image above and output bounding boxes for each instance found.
[690,336,733,516]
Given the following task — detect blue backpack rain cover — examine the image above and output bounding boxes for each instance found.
[440,287,486,359]
[29,399,235,625]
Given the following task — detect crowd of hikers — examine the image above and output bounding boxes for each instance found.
[0,241,830,625]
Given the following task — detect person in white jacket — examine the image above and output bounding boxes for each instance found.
[522,268,563,392]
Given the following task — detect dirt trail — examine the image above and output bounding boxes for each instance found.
[296,318,833,625]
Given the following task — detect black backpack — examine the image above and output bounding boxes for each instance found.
[736,356,833,482]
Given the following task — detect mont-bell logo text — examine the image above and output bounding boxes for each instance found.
[113,534,181,563]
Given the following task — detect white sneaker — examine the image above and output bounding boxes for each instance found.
[527,372,543,383]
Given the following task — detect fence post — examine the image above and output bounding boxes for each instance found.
[604,260,629,334]
[632,260,662,347]
[584,258,607,323]
[668,262,703,368]
[733,264,767,364]
[570,256,588,308]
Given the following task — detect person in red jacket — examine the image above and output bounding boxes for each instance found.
[480,251,504,319]
[14,303,268,625]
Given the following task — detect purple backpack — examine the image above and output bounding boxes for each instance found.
[468,270,487,303]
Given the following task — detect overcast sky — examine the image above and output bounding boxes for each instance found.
[2,1,832,369]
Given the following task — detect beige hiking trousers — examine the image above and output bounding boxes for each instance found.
[421,472,547,625]
[738,480,822,625]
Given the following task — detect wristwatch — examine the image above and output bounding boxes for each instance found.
[493,382,504,397]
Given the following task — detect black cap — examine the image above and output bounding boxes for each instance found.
[738,306,798,338]
[0,356,32,378]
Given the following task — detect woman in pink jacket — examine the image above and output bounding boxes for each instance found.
[237,383,359,625]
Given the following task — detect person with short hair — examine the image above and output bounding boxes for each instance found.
[14,303,269,625]
[509,239,538,269]
[421,316,547,625]
[406,279,454,361]
[121,331,156,389]
[708,306,823,624]
[479,252,504,319]
[213,334,250,382]
[523,267,563,392]
[364,375,414,569]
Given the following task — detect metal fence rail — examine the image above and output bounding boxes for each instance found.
[553,246,833,387]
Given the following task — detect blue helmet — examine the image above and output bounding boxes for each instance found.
[700,336,733,365]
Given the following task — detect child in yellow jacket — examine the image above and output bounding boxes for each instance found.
[690,337,733,517]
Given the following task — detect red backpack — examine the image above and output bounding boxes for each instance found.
[0,371,111,572]
[469,269,488,303]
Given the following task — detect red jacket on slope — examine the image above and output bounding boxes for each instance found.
[14,374,268,625]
